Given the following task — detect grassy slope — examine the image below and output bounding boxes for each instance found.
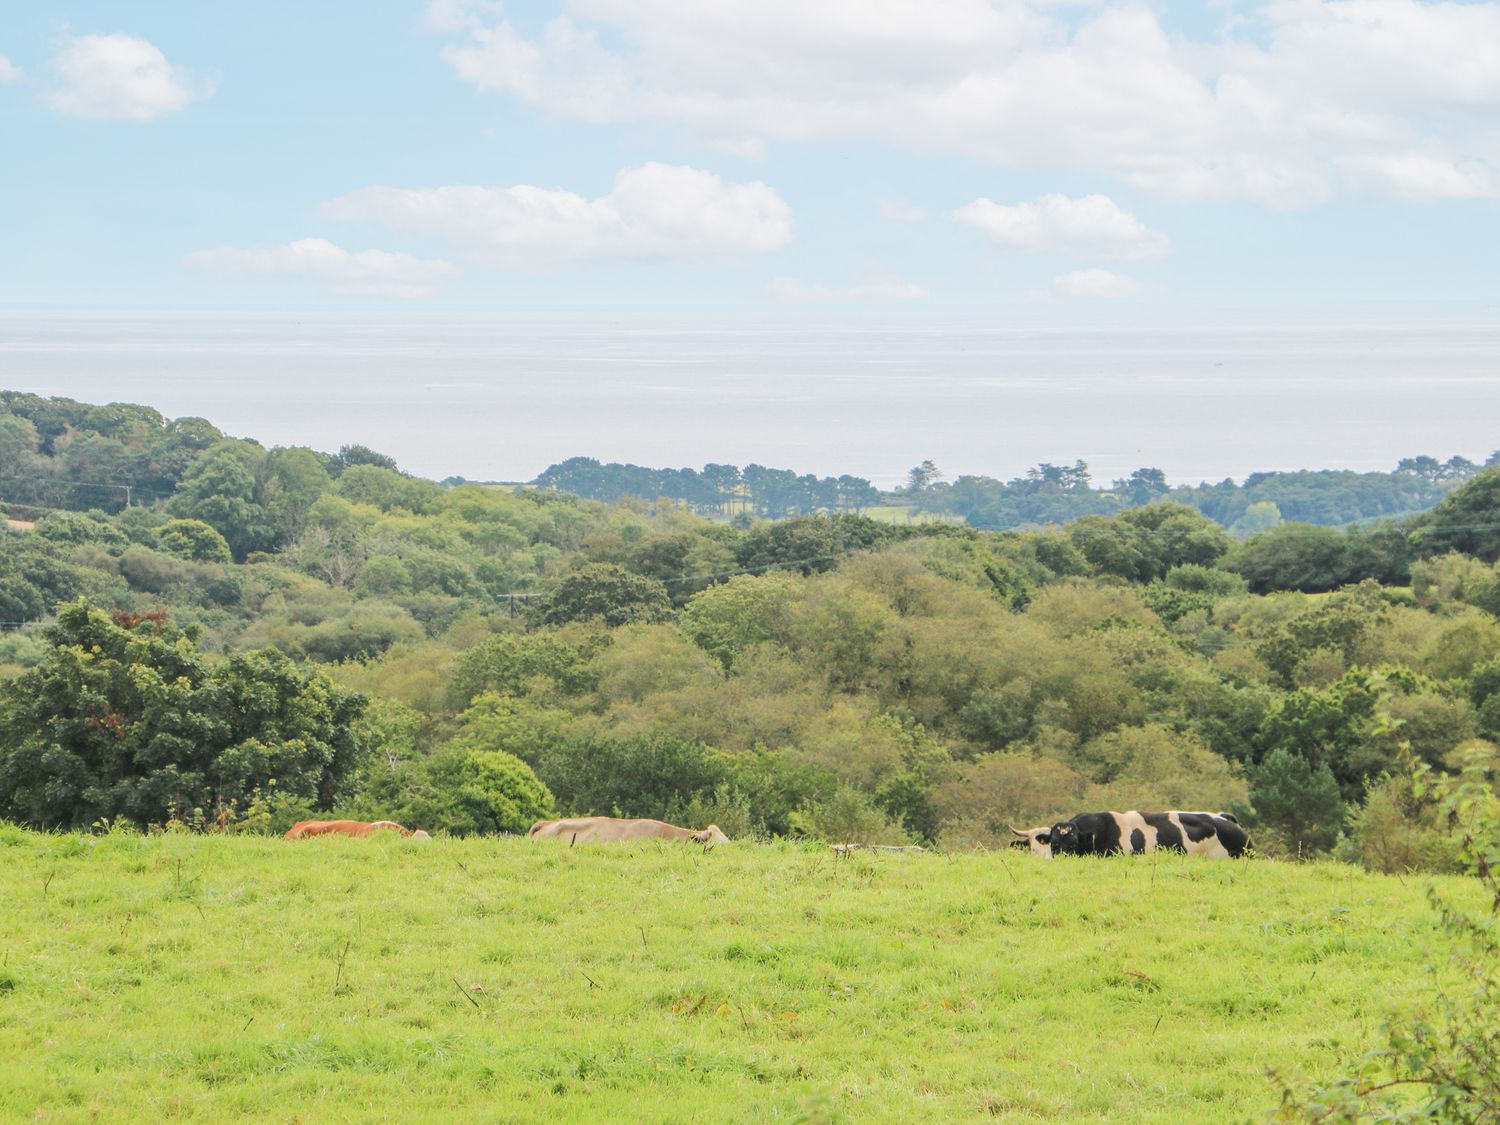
[0,830,1477,1124]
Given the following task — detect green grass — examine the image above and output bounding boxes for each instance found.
[0,829,1479,1123]
[860,505,963,526]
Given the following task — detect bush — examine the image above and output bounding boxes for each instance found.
[932,752,1091,848]
[157,519,232,563]
[536,733,733,819]
[1336,771,1463,874]
[116,545,190,593]
[440,748,555,835]
[788,786,913,845]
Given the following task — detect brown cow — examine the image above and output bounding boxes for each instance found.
[527,816,728,845]
[284,819,432,841]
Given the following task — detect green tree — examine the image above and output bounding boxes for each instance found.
[904,460,943,494]
[356,555,413,598]
[260,446,331,543]
[0,602,369,828]
[168,441,275,559]
[680,572,800,670]
[537,563,672,628]
[1238,747,1346,855]
[449,630,607,708]
[156,518,232,563]
[1408,464,1500,563]
[1227,499,1282,539]
[423,747,554,835]
[1069,504,1230,584]
[331,444,399,476]
[0,414,44,483]
[535,733,732,818]
[1229,523,1353,593]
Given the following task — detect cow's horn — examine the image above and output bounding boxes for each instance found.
[1008,824,1028,837]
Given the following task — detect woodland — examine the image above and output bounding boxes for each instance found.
[2,390,1500,873]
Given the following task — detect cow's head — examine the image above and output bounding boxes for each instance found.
[1045,819,1084,855]
[1009,825,1052,857]
[692,825,729,845]
[410,830,432,842]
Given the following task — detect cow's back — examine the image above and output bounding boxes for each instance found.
[1177,812,1250,857]
[1049,811,1249,858]
[284,820,378,840]
[528,816,696,843]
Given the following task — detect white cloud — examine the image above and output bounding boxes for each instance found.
[433,0,1500,206]
[323,163,792,264]
[769,278,930,302]
[1050,268,1144,299]
[0,56,22,85]
[185,239,455,300]
[46,33,209,121]
[424,0,506,33]
[954,193,1171,259]
[877,199,929,224]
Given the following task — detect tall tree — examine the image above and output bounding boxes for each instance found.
[0,602,369,828]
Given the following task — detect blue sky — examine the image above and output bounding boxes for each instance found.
[2,0,1499,312]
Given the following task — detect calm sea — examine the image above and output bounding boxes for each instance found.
[0,310,1495,488]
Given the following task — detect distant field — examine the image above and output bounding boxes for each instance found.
[0,830,1475,1123]
[859,505,963,525]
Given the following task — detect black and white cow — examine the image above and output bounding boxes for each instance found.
[1012,811,1248,858]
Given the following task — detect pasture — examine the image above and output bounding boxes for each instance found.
[0,828,1476,1123]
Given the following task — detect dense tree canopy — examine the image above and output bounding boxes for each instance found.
[3,393,1500,864]
[0,602,369,829]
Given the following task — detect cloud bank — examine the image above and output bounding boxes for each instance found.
[1050,269,1144,299]
[769,278,930,302]
[323,163,792,263]
[954,194,1171,260]
[433,0,1500,207]
[185,239,455,299]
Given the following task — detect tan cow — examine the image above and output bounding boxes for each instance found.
[284,819,432,841]
[528,816,728,845]
[1009,825,1054,856]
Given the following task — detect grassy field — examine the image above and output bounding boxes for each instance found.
[859,505,964,526]
[0,828,1478,1123]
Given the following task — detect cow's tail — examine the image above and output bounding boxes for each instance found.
[527,820,547,839]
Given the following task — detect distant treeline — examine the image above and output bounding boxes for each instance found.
[2,389,1492,536]
[922,456,1493,532]
[530,451,1496,532]
[531,457,883,518]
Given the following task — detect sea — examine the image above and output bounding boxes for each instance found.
[1,309,1496,489]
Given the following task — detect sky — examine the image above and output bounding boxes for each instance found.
[2,0,1499,312]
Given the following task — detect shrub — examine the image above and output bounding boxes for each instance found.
[443,748,555,835]
[1336,771,1463,875]
[157,519,232,563]
[788,786,913,845]
[536,733,733,819]
[116,545,190,593]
